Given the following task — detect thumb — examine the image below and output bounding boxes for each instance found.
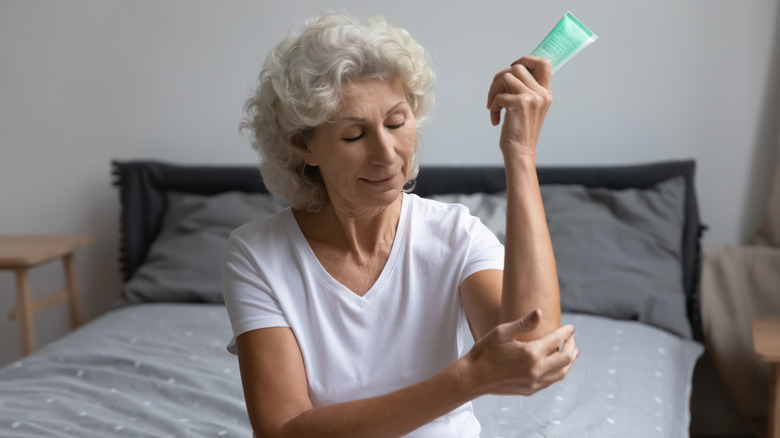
[505,309,541,337]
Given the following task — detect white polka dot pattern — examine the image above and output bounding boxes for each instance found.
[0,305,702,437]
[0,304,250,437]
[470,313,703,438]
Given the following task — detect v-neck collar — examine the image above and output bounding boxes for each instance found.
[286,193,410,305]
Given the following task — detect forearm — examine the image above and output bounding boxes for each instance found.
[274,359,479,438]
[499,153,561,338]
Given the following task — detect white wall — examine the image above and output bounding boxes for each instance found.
[1,0,778,366]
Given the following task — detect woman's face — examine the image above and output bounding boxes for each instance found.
[303,77,417,211]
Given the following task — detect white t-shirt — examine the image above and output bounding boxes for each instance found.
[222,193,504,437]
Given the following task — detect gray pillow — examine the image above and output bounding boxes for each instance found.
[429,176,691,338]
[122,191,287,303]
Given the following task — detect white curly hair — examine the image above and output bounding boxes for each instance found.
[240,13,434,211]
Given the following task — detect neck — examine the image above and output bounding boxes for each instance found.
[294,194,404,257]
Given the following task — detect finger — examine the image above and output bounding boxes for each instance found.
[547,331,576,356]
[556,333,577,356]
[488,91,543,119]
[486,67,510,116]
[501,309,542,339]
[491,109,501,126]
[539,341,578,381]
[487,80,535,126]
[546,336,577,366]
[487,68,533,125]
[487,68,510,108]
[541,359,575,385]
[537,324,575,355]
[510,55,550,73]
[487,57,549,111]
[505,64,553,110]
[487,68,533,107]
[512,55,552,89]
[541,345,579,383]
[508,63,543,92]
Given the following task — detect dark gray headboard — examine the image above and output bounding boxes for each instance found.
[111,159,705,340]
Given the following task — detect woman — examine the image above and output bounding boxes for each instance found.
[224,13,578,438]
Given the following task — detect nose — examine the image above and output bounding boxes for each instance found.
[368,129,395,165]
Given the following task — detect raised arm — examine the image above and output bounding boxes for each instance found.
[237,314,575,438]
[459,56,561,341]
[460,56,561,341]
[487,56,561,340]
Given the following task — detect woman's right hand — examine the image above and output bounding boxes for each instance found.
[462,309,578,396]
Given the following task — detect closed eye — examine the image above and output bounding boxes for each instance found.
[343,132,365,143]
[343,122,404,142]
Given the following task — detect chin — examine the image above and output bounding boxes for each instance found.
[370,189,404,207]
[357,186,403,209]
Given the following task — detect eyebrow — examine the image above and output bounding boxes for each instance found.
[337,100,407,123]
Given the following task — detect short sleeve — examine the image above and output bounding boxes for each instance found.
[222,233,289,355]
[460,213,505,285]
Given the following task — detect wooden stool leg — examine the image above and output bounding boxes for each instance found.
[62,253,82,329]
[14,268,35,356]
[770,363,780,438]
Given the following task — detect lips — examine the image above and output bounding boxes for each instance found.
[362,173,398,184]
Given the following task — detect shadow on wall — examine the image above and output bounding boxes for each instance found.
[740,2,780,244]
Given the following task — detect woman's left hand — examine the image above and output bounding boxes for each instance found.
[486,55,552,159]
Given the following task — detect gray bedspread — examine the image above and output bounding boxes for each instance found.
[0,304,702,437]
[470,314,703,438]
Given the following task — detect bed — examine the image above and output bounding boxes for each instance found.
[0,159,705,437]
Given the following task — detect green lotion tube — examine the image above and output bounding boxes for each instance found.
[531,12,598,74]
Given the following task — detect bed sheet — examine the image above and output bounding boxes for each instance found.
[471,314,703,438]
[0,304,249,437]
[0,304,702,437]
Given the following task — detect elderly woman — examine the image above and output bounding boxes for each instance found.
[223,13,578,438]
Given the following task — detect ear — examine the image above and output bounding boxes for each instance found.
[292,131,319,167]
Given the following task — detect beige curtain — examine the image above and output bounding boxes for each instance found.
[701,130,780,419]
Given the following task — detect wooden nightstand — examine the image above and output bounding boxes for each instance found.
[0,234,92,356]
[754,317,780,438]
